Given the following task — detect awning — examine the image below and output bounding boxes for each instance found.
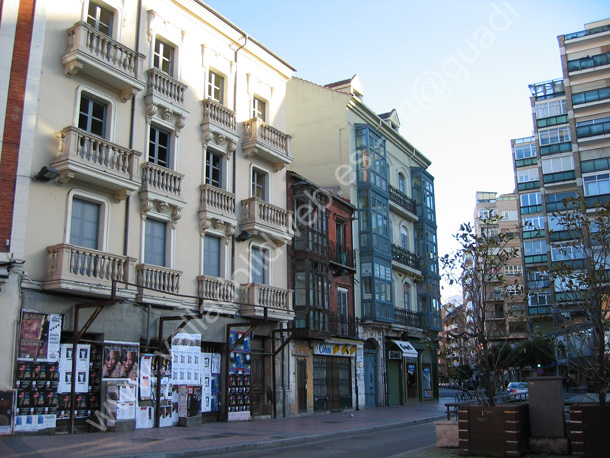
[392,340,418,358]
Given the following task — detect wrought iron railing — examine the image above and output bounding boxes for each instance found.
[391,244,419,269]
[389,185,416,214]
[394,307,422,327]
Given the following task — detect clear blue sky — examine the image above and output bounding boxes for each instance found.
[204,0,609,300]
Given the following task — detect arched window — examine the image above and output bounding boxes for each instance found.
[398,172,406,194]
[400,226,408,249]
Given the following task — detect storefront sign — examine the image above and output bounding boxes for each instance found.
[313,343,355,357]
[388,350,402,360]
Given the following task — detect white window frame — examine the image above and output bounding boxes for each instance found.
[504,265,523,276]
[65,189,110,251]
[541,154,575,174]
[208,70,225,104]
[147,123,175,169]
[535,99,567,119]
[520,192,541,207]
[82,0,122,41]
[251,166,270,201]
[583,173,610,197]
[153,37,176,77]
[337,287,349,316]
[522,215,545,231]
[539,126,571,145]
[517,168,539,183]
[551,242,585,262]
[524,239,546,256]
[252,96,266,121]
[514,143,536,160]
[250,243,270,284]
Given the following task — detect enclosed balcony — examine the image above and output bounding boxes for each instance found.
[391,244,420,273]
[240,198,293,244]
[242,118,292,170]
[240,283,294,321]
[389,185,417,220]
[201,98,238,156]
[52,127,142,199]
[328,241,356,275]
[61,22,145,101]
[45,244,136,298]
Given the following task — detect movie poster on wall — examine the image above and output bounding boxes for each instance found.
[102,342,139,379]
[18,313,62,362]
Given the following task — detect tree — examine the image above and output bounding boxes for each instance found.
[544,197,610,405]
[441,216,526,405]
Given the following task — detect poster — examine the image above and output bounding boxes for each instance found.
[139,355,153,400]
[102,342,139,379]
[58,344,90,393]
[18,313,62,362]
[171,334,201,385]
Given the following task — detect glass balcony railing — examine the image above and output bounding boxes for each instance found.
[564,23,610,41]
[567,52,610,73]
[572,87,610,106]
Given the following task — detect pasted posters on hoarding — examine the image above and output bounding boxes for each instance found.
[58,344,90,393]
[102,342,139,379]
[18,313,61,362]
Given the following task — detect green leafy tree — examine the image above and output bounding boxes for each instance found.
[441,217,525,405]
[544,197,610,405]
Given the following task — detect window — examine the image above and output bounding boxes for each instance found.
[148,125,170,168]
[204,235,221,277]
[145,219,167,266]
[208,71,224,104]
[153,39,174,76]
[70,198,100,249]
[478,209,497,219]
[520,192,541,207]
[522,215,545,231]
[541,155,574,174]
[535,99,567,119]
[252,169,267,200]
[400,226,408,249]
[524,240,546,256]
[205,151,222,188]
[403,283,411,309]
[87,2,113,36]
[548,214,569,232]
[551,242,585,262]
[528,292,550,307]
[539,127,571,145]
[251,246,268,284]
[517,168,539,183]
[337,288,348,316]
[584,173,610,196]
[398,172,406,194]
[252,97,266,121]
[336,221,346,248]
[79,95,107,137]
[504,265,522,276]
[514,143,536,160]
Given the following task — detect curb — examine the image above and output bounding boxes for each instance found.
[91,414,447,458]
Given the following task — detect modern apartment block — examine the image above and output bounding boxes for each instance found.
[287,75,441,408]
[1,0,298,433]
[472,192,526,342]
[511,18,610,336]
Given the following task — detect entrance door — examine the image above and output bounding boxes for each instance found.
[364,348,377,408]
[297,358,307,412]
[387,359,403,406]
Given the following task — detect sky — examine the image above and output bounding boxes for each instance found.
[204,0,610,301]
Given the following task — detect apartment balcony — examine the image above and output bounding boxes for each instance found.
[199,184,237,234]
[145,68,189,134]
[485,311,506,320]
[197,275,238,315]
[328,241,356,275]
[140,162,185,214]
[394,307,423,328]
[388,185,417,220]
[52,127,142,199]
[242,118,292,170]
[61,22,145,101]
[136,263,182,305]
[45,244,136,298]
[240,283,294,321]
[201,98,238,156]
[329,312,358,338]
[391,244,420,273]
[240,197,293,244]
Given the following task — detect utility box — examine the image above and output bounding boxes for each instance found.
[528,376,569,455]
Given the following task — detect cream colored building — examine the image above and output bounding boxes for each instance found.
[1,0,296,430]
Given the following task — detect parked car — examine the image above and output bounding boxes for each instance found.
[506,381,528,394]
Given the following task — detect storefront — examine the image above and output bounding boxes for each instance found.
[386,339,419,405]
[312,342,355,411]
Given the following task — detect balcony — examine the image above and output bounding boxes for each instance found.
[199,184,237,234]
[389,185,417,219]
[136,264,182,305]
[140,163,185,216]
[61,22,145,101]
[328,241,356,275]
[240,283,294,321]
[329,313,357,338]
[394,307,422,328]
[52,127,142,199]
[145,69,189,134]
[391,244,419,272]
[242,118,292,170]
[240,197,293,244]
[201,98,238,156]
[45,244,136,298]
[198,275,238,314]
[485,311,506,320]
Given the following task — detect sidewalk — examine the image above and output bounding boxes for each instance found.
[0,399,451,458]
